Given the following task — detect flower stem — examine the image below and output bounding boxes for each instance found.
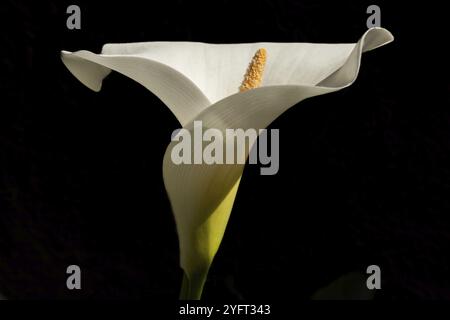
[179,271,208,300]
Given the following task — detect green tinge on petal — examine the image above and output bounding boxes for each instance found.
[175,174,242,300]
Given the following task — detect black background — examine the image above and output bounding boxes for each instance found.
[0,0,449,300]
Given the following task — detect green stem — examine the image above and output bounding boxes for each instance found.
[179,271,208,300]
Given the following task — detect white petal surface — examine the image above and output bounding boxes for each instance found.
[61,50,211,126]
[100,41,355,102]
[61,28,392,125]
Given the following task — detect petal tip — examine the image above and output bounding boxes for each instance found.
[363,27,394,52]
[60,50,110,92]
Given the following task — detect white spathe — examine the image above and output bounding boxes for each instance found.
[61,27,394,299]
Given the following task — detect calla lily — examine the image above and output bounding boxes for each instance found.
[61,27,393,299]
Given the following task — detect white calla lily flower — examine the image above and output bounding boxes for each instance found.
[61,27,393,299]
